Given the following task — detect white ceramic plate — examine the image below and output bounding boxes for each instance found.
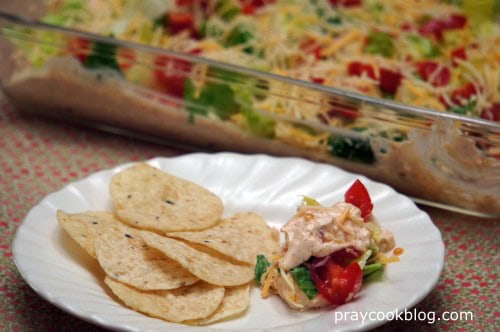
[13,153,444,331]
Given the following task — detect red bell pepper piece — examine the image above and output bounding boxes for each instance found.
[344,179,373,219]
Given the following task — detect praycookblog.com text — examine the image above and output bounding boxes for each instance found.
[333,308,474,325]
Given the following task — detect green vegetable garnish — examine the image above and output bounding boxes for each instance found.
[255,254,271,286]
[406,35,441,58]
[184,79,239,120]
[242,108,276,138]
[301,195,321,206]
[362,263,385,282]
[327,134,375,164]
[84,41,122,73]
[152,14,167,29]
[290,265,319,300]
[215,0,240,21]
[41,0,86,27]
[364,31,395,58]
[225,25,260,55]
[449,99,477,115]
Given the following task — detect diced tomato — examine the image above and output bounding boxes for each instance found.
[379,67,402,94]
[311,76,325,84]
[68,37,91,63]
[240,0,275,10]
[481,103,500,122]
[452,82,477,104]
[327,101,359,119]
[418,19,445,41]
[440,82,478,108]
[299,37,323,60]
[117,48,135,70]
[416,61,450,87]
[418,14,467,41]
[344,179,373,219]
[308,255,363,305]
[329,0,363,7]
[347,61,376,80]
[328,248,362,266]
[167,12,198,37]
[400,22,412,31]
[451,47,467,66]
[242,4,256,15]
[154,54,192,98]
[444,14,467,29]
[176,0,194,5]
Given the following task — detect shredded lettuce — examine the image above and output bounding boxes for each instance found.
[241,108,276,138]
[449,99,477,115]
[327,134,375,164]
[290,265,319,300]
[364,31,394,58]
[40,0,88,27]
[406,35,441,59]
[255,254,271,286]
[84,41,122,74]
[362,263,384,282]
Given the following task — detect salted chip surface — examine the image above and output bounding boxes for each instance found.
[94,221,198,290]
[167,212,280,264]
[141,231,254,286]
[57,210,117,258]
[104,277,224,323]
[186,284,250,325]
[110,163,223,232]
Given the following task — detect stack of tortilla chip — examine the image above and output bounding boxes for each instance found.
[58,163,280,325]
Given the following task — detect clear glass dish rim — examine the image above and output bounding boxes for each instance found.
[1,10,499,136]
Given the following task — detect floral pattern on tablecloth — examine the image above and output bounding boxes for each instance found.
[0,96,498,331]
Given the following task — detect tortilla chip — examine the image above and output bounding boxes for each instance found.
[94,221,198,290]
[141,231,254,286]
[105,276,225,323]
[57,210,117,258]
[167,212,280,264]
[109,163,223,232]
[186,284,251,325]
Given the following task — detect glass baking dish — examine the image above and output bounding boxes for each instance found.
[0,3,499,217]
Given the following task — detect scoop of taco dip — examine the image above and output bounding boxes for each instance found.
[255,180,402,310]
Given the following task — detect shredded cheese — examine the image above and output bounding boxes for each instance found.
[41,0,499,156]
[261,266,278,299]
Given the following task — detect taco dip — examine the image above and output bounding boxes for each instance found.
[0,0,499,216]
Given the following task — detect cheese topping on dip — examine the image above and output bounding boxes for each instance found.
[280,202,395,271]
